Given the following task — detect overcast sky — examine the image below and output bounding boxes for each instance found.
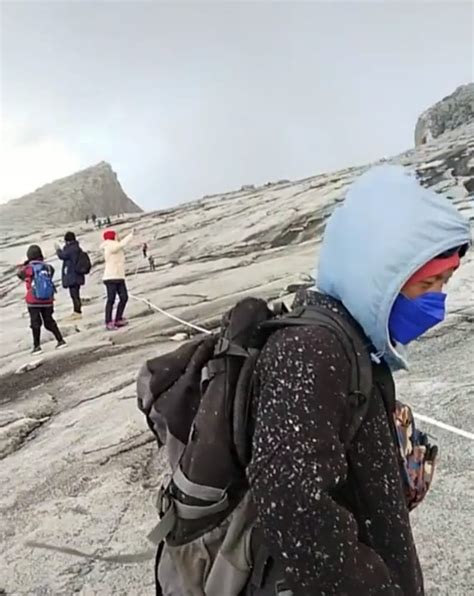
[1,1,473,210]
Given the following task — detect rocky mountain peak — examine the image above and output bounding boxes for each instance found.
[0,161,142,228]
[415,82,474,146]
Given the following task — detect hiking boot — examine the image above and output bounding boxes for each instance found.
[115,319,129,328]
[31,346,43,355]
[56,340,67,349]
[106,322,117,331]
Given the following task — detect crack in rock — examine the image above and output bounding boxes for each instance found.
[0,415,50,460]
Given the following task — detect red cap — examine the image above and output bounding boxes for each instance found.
[406,253,460,286]
[103,230,116,241]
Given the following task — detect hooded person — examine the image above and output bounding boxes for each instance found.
[17,244,66,354]
[56,231,85,319]
[244,166,470,595]
[101,228,134,330]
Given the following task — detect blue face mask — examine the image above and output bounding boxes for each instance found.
[389,292,447,345]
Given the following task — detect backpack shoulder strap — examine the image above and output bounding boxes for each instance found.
[262,304,373,445]
[31,261,45,275]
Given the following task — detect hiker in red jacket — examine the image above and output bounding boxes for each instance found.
[17,245,66,354]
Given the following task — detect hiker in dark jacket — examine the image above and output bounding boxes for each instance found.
[56,231,85,320]
[138,166,470,596]
[17,245,66,354]
[246,166,470,596]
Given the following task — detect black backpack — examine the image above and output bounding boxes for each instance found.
[137,292,373,595]
[75,249,92,275]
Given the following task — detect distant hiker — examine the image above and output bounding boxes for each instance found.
[91,213,97,225]
[56,231,91,320]
[17,245,66,354]
[148,255,156,271]
[142,242,148,258]
[97,219,103,230]
[137,165,470,596]
[101,229,134,330]
[106,216,112,226]
[85,215,89,225]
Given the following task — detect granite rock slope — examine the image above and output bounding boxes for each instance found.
[0,123,472,595]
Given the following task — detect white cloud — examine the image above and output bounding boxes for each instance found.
[0,122,82,202]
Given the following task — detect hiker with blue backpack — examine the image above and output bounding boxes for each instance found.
[55,231,92,321]
[17,245,66,354]
[137,165,471,596]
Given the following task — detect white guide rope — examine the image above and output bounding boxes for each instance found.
[412,412,474,441]
[128,293,474,442]
[128,293,212,335]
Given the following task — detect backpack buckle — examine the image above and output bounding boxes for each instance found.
[214,338,249,358]
[156,484,171,516]
[286,306,305,318]
[275,580,293,596]
[348,390,367,409]
[214,338,230,357]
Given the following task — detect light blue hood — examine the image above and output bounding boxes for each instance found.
[317,165,471,370]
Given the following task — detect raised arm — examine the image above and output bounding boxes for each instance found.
[106,232,134,254]
[118,232,134,248]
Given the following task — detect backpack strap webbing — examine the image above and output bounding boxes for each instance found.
[154,541,165,596]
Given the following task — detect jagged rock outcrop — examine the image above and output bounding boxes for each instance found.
[0,161,142,228]
[415,83,474,146]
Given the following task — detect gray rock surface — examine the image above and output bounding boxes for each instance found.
[415,83,474,146]
[0,122,473,595]
[0,161,142,229]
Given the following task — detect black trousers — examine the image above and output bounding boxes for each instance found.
[104,280,128,324]
[69,285,82,313]
[28,306,64,348]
